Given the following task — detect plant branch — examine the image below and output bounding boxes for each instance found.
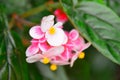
[9,2,61,29]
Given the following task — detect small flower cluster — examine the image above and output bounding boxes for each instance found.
[26,9,91,71]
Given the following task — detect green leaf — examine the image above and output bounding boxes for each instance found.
[11,31,29,80]
[60,1,120,64]
[0,13,29,80]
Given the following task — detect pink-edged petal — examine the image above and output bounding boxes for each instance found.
[26,44,39,57]
[73,37,85,50]
[77,36,85,44]
[60,48,70,61]
[54,22,63,28]
[38,42,51,52]
[41,15,54,32]
[29,26,44,39]
[26,54,43,63]
[70,53,78,67]
[51,60,70,65]
[81,42,91,51]
[74,37,91,51]
[31,39,39,44]
[46,28,66,46]
[39,36,46,43]
[44,46,64,57]
[69,29,79,41]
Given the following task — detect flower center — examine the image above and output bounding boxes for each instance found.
[78,52,85,59]
[42,57,50,64]
[49,27,56,35]
[50,64,57,71]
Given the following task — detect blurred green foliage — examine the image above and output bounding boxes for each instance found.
[0,0,120,80]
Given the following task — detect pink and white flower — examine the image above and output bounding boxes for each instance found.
[41,15,68,46]
[26,14,91,71]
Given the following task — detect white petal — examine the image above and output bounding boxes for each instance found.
[44,46,64,57]
[45,28,66,46]
[42,15,54,21]
[70,53,78,67]
[29,26,44,39]
[41,15,54,32]
[54,22,63,28]
[46,15,54,20]
[26,54,43,63]
[41,21,54,32]
[62,34,68,44]
[51,60,70,65]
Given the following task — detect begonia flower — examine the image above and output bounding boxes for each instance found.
[40,15,68,46]
[26,14,91,71]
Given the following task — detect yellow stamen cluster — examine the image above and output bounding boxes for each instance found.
[50,64,57,71]
[49,27,56,35]
[78,52,85,59]
[42,57,50,64]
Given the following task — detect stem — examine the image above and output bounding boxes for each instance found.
[9,2,61,29]
[21,5,45,18]
[21,2,60,18]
